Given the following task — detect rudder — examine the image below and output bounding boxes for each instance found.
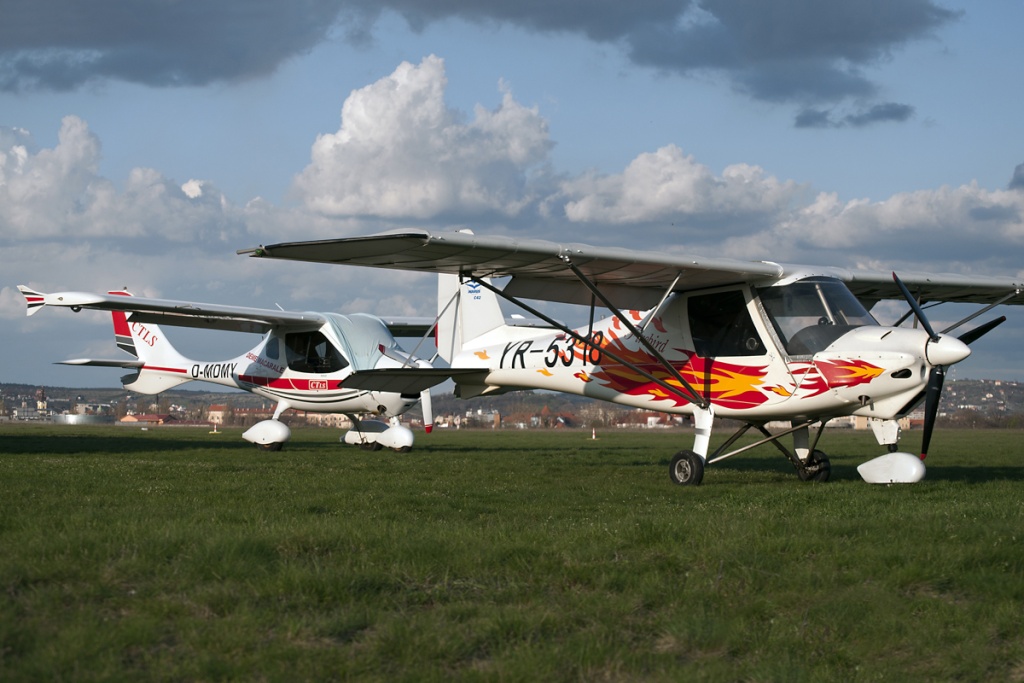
[436,274,506,363]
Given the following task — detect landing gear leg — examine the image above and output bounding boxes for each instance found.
[792,423,830,482]
[669,406,713,486]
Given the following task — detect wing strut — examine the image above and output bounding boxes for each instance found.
[939,290,1018,335]
[639,273,683,333]
[562,261,709,409]
[403,287,461,364]
[470,275,709,410]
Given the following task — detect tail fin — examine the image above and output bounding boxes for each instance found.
[18,286,45,315]
[436,274,506,363]
[107,290,194,394]
[108,290,139,357]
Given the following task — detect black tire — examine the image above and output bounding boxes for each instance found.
[256,442,283,452]
[669,450,705,486]
[359,441,383,451]
[797,450,831,482]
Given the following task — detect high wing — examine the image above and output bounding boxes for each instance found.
[378,316,436,338]
[18,286,326,334]
[829,270,1024,308]
[240,229,785,309]
[240,229,1024,308]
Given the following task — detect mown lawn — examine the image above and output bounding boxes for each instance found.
[1,424,1023,681]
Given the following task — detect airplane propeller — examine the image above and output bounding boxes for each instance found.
[892,273,1005,459]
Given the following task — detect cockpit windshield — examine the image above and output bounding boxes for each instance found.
[758,277,877,356]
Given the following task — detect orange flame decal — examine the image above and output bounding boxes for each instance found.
[814,359,884,388]
[590,326,769,410]
[474,350,491,360]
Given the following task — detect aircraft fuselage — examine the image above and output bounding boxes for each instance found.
[450,277,961,423]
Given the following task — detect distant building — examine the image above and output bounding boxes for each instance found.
[304,413,353,428]
[207,404,228,425]
[120,414,176,425]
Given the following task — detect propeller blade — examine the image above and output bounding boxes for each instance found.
[920,366,946,460]
[420,388,434,434]
[957,316,1006,346]
[892,272,938,342]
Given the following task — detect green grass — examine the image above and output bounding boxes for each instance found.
[2,424,1023,681]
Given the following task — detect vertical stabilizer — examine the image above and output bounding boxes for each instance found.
[436,274,506,363]
[108,290,194,394]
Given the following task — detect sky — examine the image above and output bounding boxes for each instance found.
[3,0,1024,388]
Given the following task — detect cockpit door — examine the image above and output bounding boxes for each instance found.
[683,287,795,411]
[283,330,350,374]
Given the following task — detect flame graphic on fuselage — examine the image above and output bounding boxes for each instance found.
[814,359,884,388]
[577,323,887,411]
[590,326,769,410]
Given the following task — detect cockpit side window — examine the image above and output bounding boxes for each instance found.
[265,337,280,360]
[759,277,877,356]
[688,290,766,357]
[284,331,349,373]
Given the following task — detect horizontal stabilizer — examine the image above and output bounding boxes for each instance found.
[58,358,146,368]
[19,286,46,316]
[343,368,486,394]
[383,316,552,338]
[122,369,193,395]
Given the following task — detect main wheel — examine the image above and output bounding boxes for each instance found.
[256,442,283,452]
[797,449,831,482]
[669,450,705,486]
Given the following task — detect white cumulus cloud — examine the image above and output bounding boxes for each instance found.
[0,116,245,244]
[292,55,553,219]
[557,145,807,230]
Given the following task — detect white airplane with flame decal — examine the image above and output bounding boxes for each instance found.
[18,286,445,451]
[234,229,1024,484]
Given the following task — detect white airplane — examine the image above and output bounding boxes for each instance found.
[237,228,1024,485]
[18,286,440,452]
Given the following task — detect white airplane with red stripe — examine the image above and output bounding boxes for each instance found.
[18,286,438,452]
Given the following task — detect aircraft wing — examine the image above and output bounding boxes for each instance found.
[19,286,326,334]
[342,368,488,394]
[241,229,1024,309]
[241,229,785,308]
[379,316,436,338]
[825,269,1024,308]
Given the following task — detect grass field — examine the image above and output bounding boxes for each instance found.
[1,424,1023,682]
